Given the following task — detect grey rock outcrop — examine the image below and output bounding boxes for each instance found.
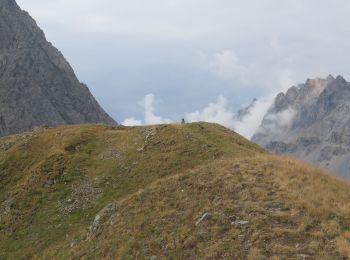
[252,75,350,179]
[0,0,116,136]
[87,203,117,240]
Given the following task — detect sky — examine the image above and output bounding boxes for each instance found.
[16,0,350,138]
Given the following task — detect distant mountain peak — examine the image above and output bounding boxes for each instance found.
[0,0,116,136]
[326,74,335,81]
[305,77,327,88]
[252,75,350,179]
[335,75,347,84]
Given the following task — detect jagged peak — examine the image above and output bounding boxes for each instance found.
[305,77,327,87]
[287,85,299,93]
[335,75,347,84]
[273,92,288,111]
[327,74,335,81]
[0,0,116,136]
[276,92,286,99]
[285,86,299,103]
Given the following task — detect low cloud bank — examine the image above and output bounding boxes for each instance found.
[185,96,236,129]
[232,96,276,139]
[122,93,279,139]
[122,94,172,126]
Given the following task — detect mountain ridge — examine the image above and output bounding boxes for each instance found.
[0,0,116,137]
[1,123,350,258]
[252,75,350,178]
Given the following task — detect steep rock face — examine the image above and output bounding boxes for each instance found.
[252,75,350,179]
[0,0,116,136]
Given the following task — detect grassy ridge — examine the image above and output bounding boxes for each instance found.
[0,123,350,259]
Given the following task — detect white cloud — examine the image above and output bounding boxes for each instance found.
[17,0,217,37]
[122,93,292,141]
[122,94,172,126]
[183,94,283,139]
[201,50,250,83]
[199,50,295,92]
[231,72,297,139]
[19,0,350,40]
[123,95,238,129]
[278,69,294,91]
[185,96,236,128]
[264,108,297,130]
[122,117,142,126]
[232,97,275,139]
[144,94,172,124]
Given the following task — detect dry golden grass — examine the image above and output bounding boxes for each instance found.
[0,122,350,259]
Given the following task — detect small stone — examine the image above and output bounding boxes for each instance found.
[70,240,78,247]
[137,146,145,152]
[46,179,54,186]
[233,220,249,226]
[183,236,194,248]
[196,212,212,226]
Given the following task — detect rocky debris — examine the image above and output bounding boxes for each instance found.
[0,125,50,150]
[233,220,249,226]
[99,148,124,160]
[143,127,158,141]
[64,141,87,152]
[0,140,15,150]
[69,239,78,248]
[0,197,18,234]
[296,254,311,260]
[45,179,56,187]
[137,146,146,152]
[195,212,212,226]
[137,126,164,152]
[87,203,117,240]
[252,75,350,179]
[58,181,102,215]
[1,197,16,215]
[0,0,116,137]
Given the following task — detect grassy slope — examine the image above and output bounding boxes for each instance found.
[0,123,350,259]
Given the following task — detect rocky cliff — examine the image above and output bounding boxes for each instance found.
[252,75,350,179]
[0,0,116,136]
